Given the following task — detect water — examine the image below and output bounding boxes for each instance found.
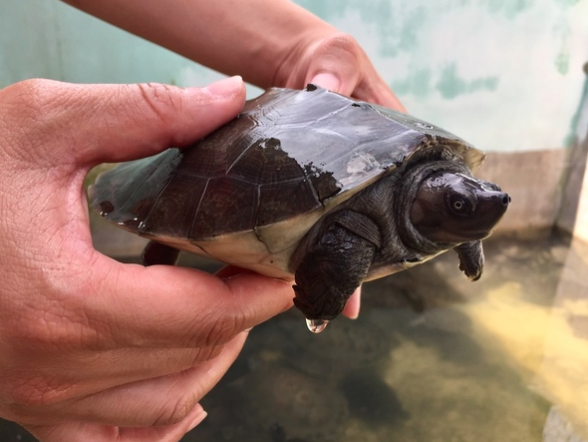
[306,318,330,333]
[184,232,588,442]
[1,232,586,441]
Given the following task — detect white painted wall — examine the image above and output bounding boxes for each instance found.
[2,0,587,153]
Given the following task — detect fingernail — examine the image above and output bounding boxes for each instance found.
[310,73,341,92]
[205,76,244,97]
[187,406,208,431]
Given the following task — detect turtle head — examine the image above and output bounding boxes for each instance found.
[410,172,510,244]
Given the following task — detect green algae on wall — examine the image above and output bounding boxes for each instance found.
[436,63,499,100]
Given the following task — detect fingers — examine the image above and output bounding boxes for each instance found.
[341,286,362,319]
[4,261,292,423]
[69,332,246,427]
[19,332,246,429]
[85,256,294,349]
[216,266,359,320]
[304,34,360,93]
[309,72,341,92]
[0,77,245,167]
[305,33,406,112]
[26,405,206,442]
[117,404,205,442]
[35,347,225,400]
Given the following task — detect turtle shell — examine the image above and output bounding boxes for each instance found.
[90,85,484,278]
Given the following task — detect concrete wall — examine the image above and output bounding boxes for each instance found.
[2,0,588,239]
[558,74,588,241]
[2,1,587,152]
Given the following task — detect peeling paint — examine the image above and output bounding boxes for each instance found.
[555,50,570,75]
[391,68,432,99]
[552,0,582,7]
[435,63,499,99]
[484,0,532,19]
[393,63,500,101]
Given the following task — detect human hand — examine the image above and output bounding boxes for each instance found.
[274,32,406,112]
[0,77,294,442]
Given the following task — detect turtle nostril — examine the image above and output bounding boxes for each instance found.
[502,194,511,206]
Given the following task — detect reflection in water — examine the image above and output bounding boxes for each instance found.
[184,232,587,442]
[306,318,330,333]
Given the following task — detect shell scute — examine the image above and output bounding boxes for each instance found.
[257,179,322,227]
[226,137,306,185]
[138,171,208,238]
[189,176,259,238]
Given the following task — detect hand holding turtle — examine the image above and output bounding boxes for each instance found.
[0,77,294,441]
[274,33,406,112]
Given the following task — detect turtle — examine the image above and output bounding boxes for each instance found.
[89,84,510,330]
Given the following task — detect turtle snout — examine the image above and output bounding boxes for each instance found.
[500,193,511,207]
[480,192,510,233]
[475,189,510,225]
[483,189,510,206]
[487,191,510,214]
[479,180,511,208]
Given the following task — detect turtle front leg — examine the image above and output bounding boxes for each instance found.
[293,213,380,321]
[141,240,181,266]
[454,240,484,281]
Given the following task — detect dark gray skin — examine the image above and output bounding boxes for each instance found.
[289,155,510,320]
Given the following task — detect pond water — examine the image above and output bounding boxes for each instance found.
[184,232,588,442]
[0,232,586,441]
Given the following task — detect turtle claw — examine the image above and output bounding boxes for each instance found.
[455,240,484,281]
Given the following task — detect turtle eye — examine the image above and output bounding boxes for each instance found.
[447,194,471,215]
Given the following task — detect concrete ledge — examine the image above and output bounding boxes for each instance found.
[477,149,567,237]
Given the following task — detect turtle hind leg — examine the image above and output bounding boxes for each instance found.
[454,240,484,281]
[140,240,180,266]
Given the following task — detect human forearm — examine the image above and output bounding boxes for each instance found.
[61,0,405,109]
[61,0,336,88]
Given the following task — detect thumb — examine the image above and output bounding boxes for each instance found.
[79,76,246,165]
[309,72,341,92]
[0,77,245,167]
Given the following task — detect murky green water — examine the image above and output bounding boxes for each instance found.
[1,232,586,441]
[184,232,588,442]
